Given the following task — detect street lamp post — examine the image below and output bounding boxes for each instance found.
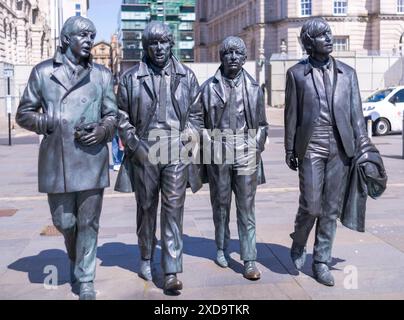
[4,64,14,146]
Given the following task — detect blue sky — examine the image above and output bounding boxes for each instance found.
[87,0,122,42]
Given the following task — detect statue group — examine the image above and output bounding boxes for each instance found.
[16,16,386,299]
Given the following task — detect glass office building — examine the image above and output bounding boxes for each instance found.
[119,0,195,71]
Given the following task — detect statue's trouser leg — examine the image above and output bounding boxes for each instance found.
[232,170,258,261]
[291,127,349,265]
[133,162,160,261]
[207,163,232,252]
[160,162,188,274]
[48,193,77,262]
[48,189,104,283]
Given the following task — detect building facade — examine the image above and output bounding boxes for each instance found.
[0,0,52,66]
[266,0,404,59]
[195,0,404,61]
[195,0,266,63]
[119,0,195,72]
[50,0,89,54]
[111,33,121,81]
[0,0,52,126]
[61,0,88,21]
[91,41,112,70]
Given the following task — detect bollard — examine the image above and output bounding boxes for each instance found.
[367,118,373,140]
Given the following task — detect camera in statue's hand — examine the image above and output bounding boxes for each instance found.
[74,117,106,146]
[74,118,97,139]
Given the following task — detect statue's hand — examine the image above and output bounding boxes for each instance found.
[285,151,298,171]
[78,124,106,146]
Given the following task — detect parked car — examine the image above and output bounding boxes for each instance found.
[362,86,404,135]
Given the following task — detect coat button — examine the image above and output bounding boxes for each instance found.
[81,98,87,103]
[62,99,67,104]
[62,119,67,124]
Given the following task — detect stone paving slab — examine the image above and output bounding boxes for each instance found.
[1,118,404,300]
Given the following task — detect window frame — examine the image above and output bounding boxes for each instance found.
[333,0,348,16]
[300,0,312,17]
[333,36,349,52]
[398,0,404,14]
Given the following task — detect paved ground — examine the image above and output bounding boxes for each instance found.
[1,107,404,300]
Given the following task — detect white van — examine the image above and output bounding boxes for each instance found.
[362,86,404,135]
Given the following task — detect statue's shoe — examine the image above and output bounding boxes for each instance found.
[139,259,152,281]
[312,263,335,287]
[290,242,306,270]
[243,261,261,280]
[215,249,229,268]
[164,274,183,292]
[79,282,96,300]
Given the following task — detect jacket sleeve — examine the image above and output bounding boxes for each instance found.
[256,86,269,152]
[116,72,140,152]
[284,69,297,154]
[100,70,118,142]
[350,69,369,150]
[187,70,204,131]
[15,67,49,135]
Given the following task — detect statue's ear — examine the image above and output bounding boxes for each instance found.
[241,54,247,65]
[62,34,70,48]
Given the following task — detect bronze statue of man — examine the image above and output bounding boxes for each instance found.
[200,36,268,280]
[284,18,369,286]
[16,16,118,299]
[114,21,203,294]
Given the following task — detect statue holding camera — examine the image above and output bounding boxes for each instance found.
[16,16,118,299]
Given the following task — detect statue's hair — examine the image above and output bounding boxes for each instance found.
[300,17,330,54]
[142,21,174,50]
[219,36,247,59]
[60,16,96,52]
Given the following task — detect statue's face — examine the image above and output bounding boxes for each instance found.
[146,36,172,68]
[68,29,96,60]
[221,47,246,77]
[311,25,333,56]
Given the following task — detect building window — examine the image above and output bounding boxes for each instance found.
[32,8,38,24]
[334,1,347,15]
[75,3,81,16]
[398,0,404,13]
[300,0,312,17]
[334,37,349,51]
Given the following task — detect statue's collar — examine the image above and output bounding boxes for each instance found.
[53,46,93,68]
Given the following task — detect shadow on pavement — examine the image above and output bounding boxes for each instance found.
[96,242,165,291]
[182,234,297,275]
[7,238,346,289]
[7,249,70,285]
